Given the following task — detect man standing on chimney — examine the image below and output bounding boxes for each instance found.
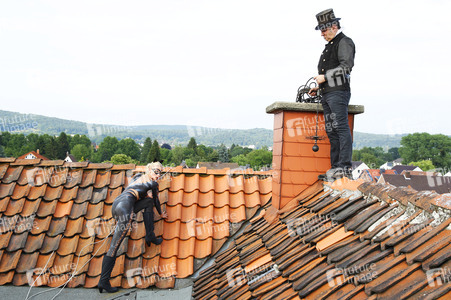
[309,8,356,180]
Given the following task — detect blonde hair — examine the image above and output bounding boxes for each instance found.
[146,162,163,174]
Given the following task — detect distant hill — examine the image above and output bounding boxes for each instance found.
[0,109,406,148]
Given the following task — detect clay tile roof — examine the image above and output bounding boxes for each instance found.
[192,175,451,299]
[0,160,272,289]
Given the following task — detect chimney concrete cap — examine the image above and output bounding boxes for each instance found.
[266,102,364,115]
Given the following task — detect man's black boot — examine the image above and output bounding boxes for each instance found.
[98,255,119,293]
[143,209,163,246]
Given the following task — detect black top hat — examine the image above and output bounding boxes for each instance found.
[315,8,341,30]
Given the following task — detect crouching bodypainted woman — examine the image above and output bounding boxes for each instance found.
[98,162,168,293]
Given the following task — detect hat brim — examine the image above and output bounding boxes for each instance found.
[315,18,341,30]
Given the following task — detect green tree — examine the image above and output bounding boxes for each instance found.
[247,148,272,169]
[56,132,71,159]
[70,134,92,149]
[218,144,229,162]
[171,145,184,165]
[72,144,92,161]
[399,133,451,169]
[187,137,197,150]
[160,148,173,165]
[5,134,27,157]
[26,133,40,151]
[148,140,161,163]
[352,147,386,168]
[0,145,5,157]
[118,138,141,160]
[231,154,248,166]
[43,136,58,159]
[207,149,219,162]
[0,131,11,146]
[110,154,136,165]
[388,147,400,161]
[94,136,119,162]
[409,160,435,171]
[230,145,252,158]
[140,137,152,163]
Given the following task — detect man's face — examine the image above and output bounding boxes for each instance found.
[321,26,338,42]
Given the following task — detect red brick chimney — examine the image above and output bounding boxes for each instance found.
[267,102,364,210]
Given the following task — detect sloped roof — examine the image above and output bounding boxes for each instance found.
[381,174,451,194]
[192,179,451,299]
[17,151,49,161]
[359,169,396,182]
[0,158,272,289]
[392,165,420,174]
[197,162,240,170]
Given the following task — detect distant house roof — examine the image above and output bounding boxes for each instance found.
[17,151,49,160]
[351,161,365,169]
[391,164,421,174]
[359,168,396,182]
[64,154,78,163]
[393,158,404,163]
[379,173,451,194]
[400,170,440,176]
[197,162,240,169]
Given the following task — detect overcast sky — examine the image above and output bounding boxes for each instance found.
[0,0,450,135]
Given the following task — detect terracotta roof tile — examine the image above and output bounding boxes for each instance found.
[31,216,52,235]
[0,197,9,213]
[109,170,125,189]
[16,251,39,273]
[213,191,229,207]
[54,201,74,218]
[94,170,111,188]
[184,174,200,192]
[80,169,97,187]
[1,166,24,184]
[4,198,26,216]
[229,191,245,208]
[127,238,145,258]
[74,186,92,204]
[36,199,58,217]
[0,250,22,272]
[11,184,30,200]
[91,187,108,204]
[229,206,246,223]
[69,202,88,219]
[27,184,47,200]
[194,237,213,258]
[170,174,185,192]
[48,167,68,187]
[59,186,78,202]
[178,237,196,259]
[47,216,68,237]
[0,183,16,199]
[0,164,9,180]
[41,234,62,254]
[6,231,28,252]
[16,199,38,220]
[105,187,122,205]
[24,233,45,253]
[76,236,95,257]
[43,186,63,201]
[213,176,229,193]
[199,175,215,193]
[65,168,83,188]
